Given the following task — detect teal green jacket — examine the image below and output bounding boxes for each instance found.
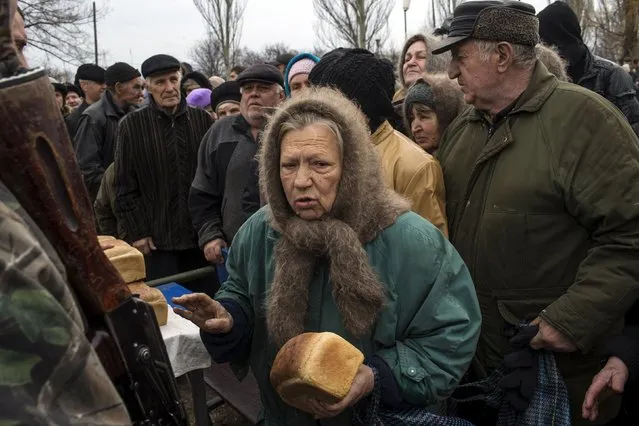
[215,207,481,425]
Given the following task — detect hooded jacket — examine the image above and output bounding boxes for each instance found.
[200,88,481,425]
[283,52,320,97]
[437,60,639,424]
[538,1,639,135]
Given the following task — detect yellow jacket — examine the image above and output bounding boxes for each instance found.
[372,121,448,236]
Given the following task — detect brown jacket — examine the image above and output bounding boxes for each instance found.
[372,121,448,236]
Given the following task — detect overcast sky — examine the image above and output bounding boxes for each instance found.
[30,0,550,76]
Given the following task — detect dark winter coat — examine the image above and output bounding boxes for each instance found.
[74,91,135,202]
[437,61,639,424]
[577,54,639,136]
[66,101,89,139]
[189,114,261,247]
[114,98,213,250]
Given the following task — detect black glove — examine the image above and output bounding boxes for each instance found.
[498,325,539,412]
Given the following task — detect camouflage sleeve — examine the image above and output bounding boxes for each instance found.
[0,201,131,425]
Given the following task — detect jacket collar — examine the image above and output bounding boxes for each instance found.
[149,95,187,119]
[470,61,558,123]
[102,90,133,118]
[370,120,394,146]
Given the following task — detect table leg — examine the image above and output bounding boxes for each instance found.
[187,369,211,426]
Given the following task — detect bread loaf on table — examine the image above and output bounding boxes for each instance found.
[99,237,168,326]
[128,282,168,326]
[100,237,146,284]
[270,332,364,410]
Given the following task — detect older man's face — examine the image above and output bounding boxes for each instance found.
[148,70,181,109]
[448,40,501,110]
[12,6,27,67]
[240,82,283,128]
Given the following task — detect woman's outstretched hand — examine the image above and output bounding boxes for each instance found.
[173,293,234,334]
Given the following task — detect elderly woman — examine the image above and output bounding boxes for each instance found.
[393,34,451,104]
[403,74,465,154]
[180,71,212,97]
[174,88,481,425]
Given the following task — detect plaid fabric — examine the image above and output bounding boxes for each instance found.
[355,351,570,426]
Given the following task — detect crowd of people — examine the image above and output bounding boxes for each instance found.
[4,0,639,424]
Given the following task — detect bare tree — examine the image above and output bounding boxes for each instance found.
[313,0,393,51]
[19,0,101,65]
[236,43,293,67]
[192,0,247,74]
[189,33,225,77]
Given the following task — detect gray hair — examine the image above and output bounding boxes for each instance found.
[278,112,344,157]
[475,40,537,69]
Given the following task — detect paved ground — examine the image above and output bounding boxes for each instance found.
[177,375,254,426]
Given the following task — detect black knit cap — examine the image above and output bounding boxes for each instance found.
[403,79,435,119]
[432,1,538,54]
[141,54,181,78]
[537,1,583,47]
[308,48,395,132]
[105,62,141,86]
[75,63,106,85]
[210,81,241,112]
[236,64,284,87]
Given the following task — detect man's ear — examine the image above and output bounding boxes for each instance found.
[279,90,285,102]
[496,42,515,73]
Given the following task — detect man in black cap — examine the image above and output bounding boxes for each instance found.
[64,83,83,110]
[537,1,639,135]
[268,52,295,74]
[66,63,106,137]
[210,80,241,119]
[114,54,214,294]
[308,48,448,236]
[74,62,144,204]
[190,63,284,264]
[433,2,639,424]
[51,81,70,117]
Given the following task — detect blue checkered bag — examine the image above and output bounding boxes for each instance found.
[354,351,570,426]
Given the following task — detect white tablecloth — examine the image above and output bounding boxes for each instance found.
[160,307,212,377]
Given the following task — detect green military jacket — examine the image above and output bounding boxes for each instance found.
[216,207,481,425]
[437,61,639,423]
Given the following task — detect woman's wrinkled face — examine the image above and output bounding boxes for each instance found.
[403,41,428,87]
[410,105,440,153]
[182,79,201,96]
[280,123,343,220]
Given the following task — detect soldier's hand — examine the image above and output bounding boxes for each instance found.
[173,293,234,334]
[203,238,227,264]
[132,237,156,255]
[529,317,577,352]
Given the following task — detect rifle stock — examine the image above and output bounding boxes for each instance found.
[0,70,130,315]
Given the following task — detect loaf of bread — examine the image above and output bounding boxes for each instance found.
[128,282,168,326]
[269,332,364,410]
[101,238,146,284]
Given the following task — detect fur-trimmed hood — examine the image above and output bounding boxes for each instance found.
[403,73,465,141]
[258,87,410,345]
[259,86,409,243]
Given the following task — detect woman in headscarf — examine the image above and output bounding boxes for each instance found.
[403,74,464,154]
[174,87,481,425]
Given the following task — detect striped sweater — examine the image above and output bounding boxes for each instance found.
[114,98,213,250]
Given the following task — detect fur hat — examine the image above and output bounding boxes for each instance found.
[433,1,539,55]
[210,81,241,113]
[259,87,410,345]
[308,48,395,132]
[535,44,569,81]
[402,74,465,140]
